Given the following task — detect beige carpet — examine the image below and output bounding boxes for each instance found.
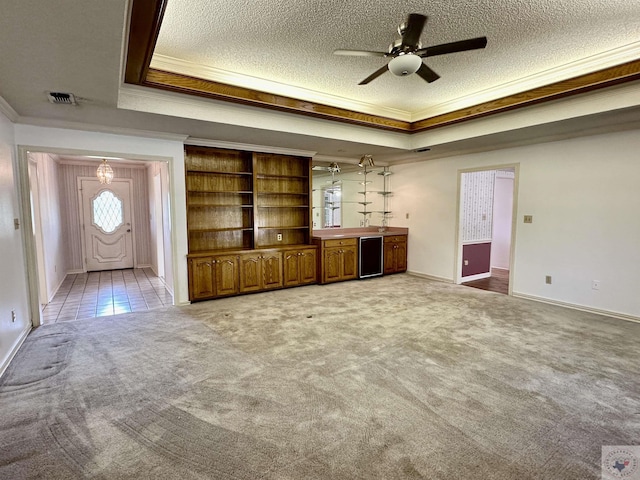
[1,274,638,479]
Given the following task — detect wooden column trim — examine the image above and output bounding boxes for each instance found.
[125,0,168,84]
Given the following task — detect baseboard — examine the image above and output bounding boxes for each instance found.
[0,326,31,379]
[48,273,68,303]
[491,267,509,272]
[461,272,491,282]
[512,292,640,325]
[66,269,85,275]
[407,271,454,284]
[135,264,152,269]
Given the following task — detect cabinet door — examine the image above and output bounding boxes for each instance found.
[262,252,283,290]
[239,254,262,292]
[214,255,239,296]
[383,242,396,274]
[395,241,407,272]
[283,250,301,287]
[323,248,343,283]
[189,257,215,300]
[342,245,358,280]
[298,249,317,284]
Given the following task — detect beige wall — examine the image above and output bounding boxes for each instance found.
[392,128,640,319]
[0,111,30,376]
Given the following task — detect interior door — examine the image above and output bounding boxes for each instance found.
[80,178,134,271]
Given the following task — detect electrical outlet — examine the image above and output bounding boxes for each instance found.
[592,280,600,290]
[405,213,409,219]
[464,260,469,266]
[276,233,283,241]
[545,275,552,284]
[524,215,533,224]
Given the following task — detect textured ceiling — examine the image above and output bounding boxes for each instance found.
[0,0,639,163]
[154,0,640,119]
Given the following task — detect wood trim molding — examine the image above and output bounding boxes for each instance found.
[143,69,412,132]
[124,0,640,133]
[125,0,168,84]
[410,59,640,132]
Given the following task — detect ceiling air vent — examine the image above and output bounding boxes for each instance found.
[47,92,77,105]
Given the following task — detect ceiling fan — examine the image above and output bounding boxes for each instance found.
[334,13,487,85]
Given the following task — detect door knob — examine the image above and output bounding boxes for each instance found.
[127,229,131,232]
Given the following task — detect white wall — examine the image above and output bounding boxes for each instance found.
[392,128,640,319]
[13,125,188,304]
[30,153,66,300]
[0,111,31,376]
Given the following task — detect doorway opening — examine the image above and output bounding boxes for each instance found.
[456,166,518,295]
[23,151,174,324]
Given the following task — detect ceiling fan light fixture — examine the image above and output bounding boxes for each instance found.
[388,54,422,77]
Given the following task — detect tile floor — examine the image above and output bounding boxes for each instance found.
[41,268,173,324]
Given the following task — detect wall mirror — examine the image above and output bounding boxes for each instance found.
[312,161,392,229]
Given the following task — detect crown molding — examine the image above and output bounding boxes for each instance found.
[0,95,19,123]
[151,54,412,122]
[412,41,640,121]
[186,137,317,158]
[143,68,412,132]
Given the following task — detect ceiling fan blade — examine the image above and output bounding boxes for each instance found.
[358,65,389,85]
[334,49,387,57]
[416,37,487,58]
[416,63,440,83]
[401,13,427,49]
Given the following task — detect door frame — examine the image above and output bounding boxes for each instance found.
[454,163,520,295]
[77,177,136,272]
[15,145,177,327]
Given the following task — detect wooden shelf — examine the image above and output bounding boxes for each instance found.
[258,205,309,208]
[187,190,253,194]
[258,226,309,230]
[258,191,308,196]
[187,169,252,176]
[256,174,308,180]
[186,146,312,255]
[189,204,253,208]
[190,227,253,233]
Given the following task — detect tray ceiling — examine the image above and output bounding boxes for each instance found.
[153,0,640,121]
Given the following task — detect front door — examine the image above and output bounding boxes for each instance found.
[80,178,134,271]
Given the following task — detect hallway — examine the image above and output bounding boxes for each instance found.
[41,268,173,324]
[462,268,509,295]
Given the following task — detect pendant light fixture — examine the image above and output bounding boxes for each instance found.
[96,159,114,185]
[358,154,375,167]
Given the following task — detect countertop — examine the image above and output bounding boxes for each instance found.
[312,227,408,239]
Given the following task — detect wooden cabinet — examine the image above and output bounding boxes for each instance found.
[383,235,408,274]
[188,254,239,301]
[239,251,283,293]
[314,237,358,284]
[283,247,317,286]
[185,146,315,301]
